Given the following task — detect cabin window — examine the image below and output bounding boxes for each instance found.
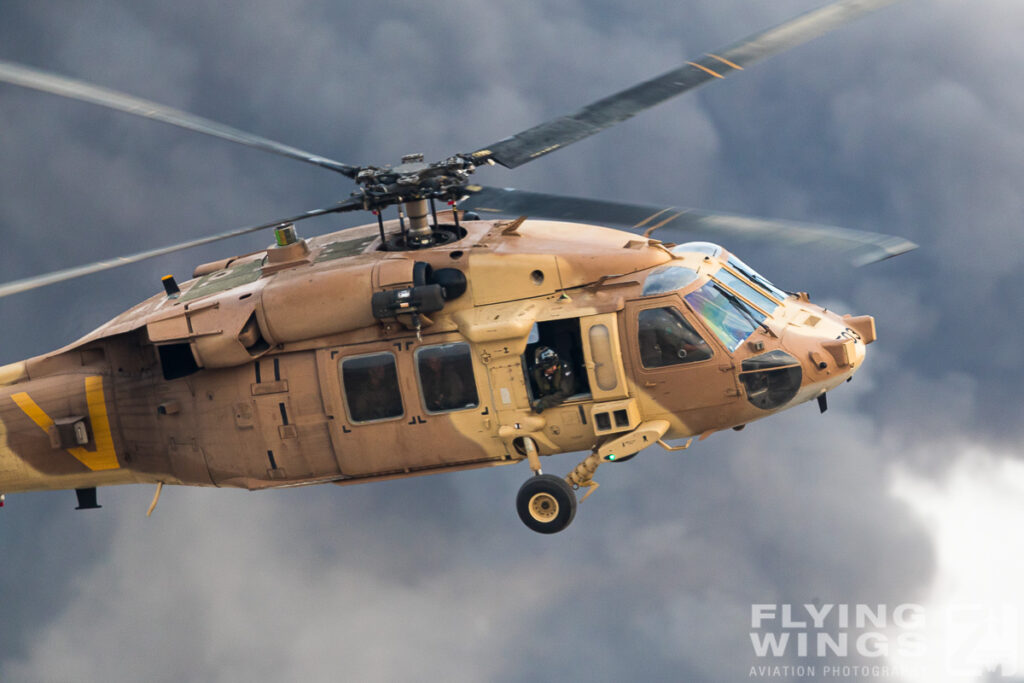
[637,307,713,368]
[340,352,403,423]
[416,342,479,414]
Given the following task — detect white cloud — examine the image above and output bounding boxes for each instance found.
[890,449,1024,681]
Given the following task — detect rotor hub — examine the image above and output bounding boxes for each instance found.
[352,152,479,212]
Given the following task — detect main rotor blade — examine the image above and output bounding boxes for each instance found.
[0,199,364,300]
[459,185,916,266]
[0,60,360,178]
[470,0,902,168]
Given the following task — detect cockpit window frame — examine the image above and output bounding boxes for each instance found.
[627,293,730,376]
[708,265,779,318]
[636,305,715,369]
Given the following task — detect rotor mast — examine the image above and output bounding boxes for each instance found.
[353,152,479,250]
[397,154,433,247]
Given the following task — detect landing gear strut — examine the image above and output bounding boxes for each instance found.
[514,421,677,533]
[565,451,602,503]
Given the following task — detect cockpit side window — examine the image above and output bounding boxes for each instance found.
[637,307,713,368]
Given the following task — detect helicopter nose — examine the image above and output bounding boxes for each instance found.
[810,314,874,382]
[820,335,863,372]
[844,314,876,347]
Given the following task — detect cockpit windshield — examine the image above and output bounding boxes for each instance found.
[726,255,787,302]
[683,281,765,351]
[713,267,780,315]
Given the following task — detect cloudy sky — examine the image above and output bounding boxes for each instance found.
[1,1,1023,681]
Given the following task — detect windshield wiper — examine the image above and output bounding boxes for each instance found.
[714,283,772,335]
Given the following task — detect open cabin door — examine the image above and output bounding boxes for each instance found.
[577,312,646,440]
[580,313,629,403]
[513,312,646,452]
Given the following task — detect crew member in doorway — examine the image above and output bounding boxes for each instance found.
[530,346,575,413]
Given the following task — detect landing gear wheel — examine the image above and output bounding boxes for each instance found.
[516,474,577,534]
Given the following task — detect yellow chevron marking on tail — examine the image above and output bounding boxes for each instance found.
[11,376,120,471]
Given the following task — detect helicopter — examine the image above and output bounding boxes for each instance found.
[0,0,914,533]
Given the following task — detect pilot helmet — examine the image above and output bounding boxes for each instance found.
[535,346,559,369]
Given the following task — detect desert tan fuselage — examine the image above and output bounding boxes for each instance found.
[0,213,874,497]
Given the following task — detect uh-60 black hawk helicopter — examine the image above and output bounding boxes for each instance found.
[0,0,914,533]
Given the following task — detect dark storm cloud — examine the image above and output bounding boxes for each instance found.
[1,1,1020,681]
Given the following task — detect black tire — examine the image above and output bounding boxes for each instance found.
[516,474,577,534]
